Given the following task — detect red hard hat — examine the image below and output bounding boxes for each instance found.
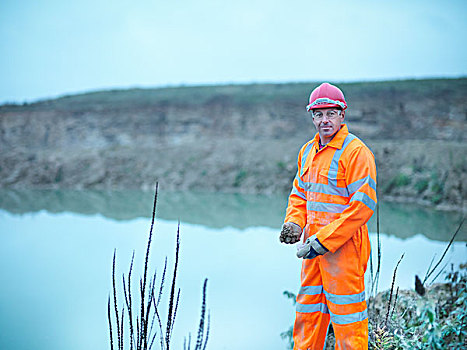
[306,83,347,112]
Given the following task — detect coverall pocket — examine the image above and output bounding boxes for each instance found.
[318,170,348,197]
[319,169,345,180]
[319,169,346,185]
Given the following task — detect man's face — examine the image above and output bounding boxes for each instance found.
[311,108,345,142]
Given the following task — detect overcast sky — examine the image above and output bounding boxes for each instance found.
[1,0,466,103]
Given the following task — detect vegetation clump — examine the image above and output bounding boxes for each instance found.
[368,264,466,350]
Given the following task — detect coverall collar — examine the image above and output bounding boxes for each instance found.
[313,124,349,150]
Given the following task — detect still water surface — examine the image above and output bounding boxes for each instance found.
[0,190,465,350]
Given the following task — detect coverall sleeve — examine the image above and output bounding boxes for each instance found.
[284,145,308,230]
[315,146,377,253]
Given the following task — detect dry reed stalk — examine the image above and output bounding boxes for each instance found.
[385,253,404,327]
[170,289,181,336]
[423,216,465,285]
[184,333,192,350]
[195,279,209,350]
[147,271,158,343]
[389,286,399,320]
[152,292,164,350]
[108,182,209,350]
[429,261,450,285]
[140,183,159,348]
[424,254,436,282]
[202,312,210,350]
[368,199,382,320]
[136,316,140,348]
[108,296,114,350]
[149,330,158,350]
[143,281,153,349]
[121,306,125,350]
[369,245,374,290]
[146,271,161,348]
[146,284,160,350]
[165,221,181,350]
[113,250,122,350]
[182,279,210,350]
[138,278,143,349]
[372,201,382,295]
[158,258,167,307]
[129,252,135,349]
[122,251,135,350]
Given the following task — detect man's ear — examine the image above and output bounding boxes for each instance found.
[341,110,345,121]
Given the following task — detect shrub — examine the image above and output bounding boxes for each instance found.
[414,179,429,193]
[393,174,411,187]
[368,264,466,350]
[233,169,248,187]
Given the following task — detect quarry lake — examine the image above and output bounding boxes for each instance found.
[0,190,465,350]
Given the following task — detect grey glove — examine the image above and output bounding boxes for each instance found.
[296,235,328,259]
[279,222,302,244]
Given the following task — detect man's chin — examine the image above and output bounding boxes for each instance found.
[320,128,335,135]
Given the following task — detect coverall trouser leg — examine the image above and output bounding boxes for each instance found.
[293,257,330,349]
[293,234,369,350]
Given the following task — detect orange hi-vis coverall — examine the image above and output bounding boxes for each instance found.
[284,124,377,350]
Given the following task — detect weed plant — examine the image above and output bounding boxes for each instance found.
[281,262,466,350]
[367,217,466,349]
[107,184,210,350]
[368,264,466,350]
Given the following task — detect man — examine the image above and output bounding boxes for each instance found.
[280,82,377,349]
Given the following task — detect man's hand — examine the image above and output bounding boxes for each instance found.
[296,235,328,259]
[279,222,302,244]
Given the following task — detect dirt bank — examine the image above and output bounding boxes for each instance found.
[1,79,466,211]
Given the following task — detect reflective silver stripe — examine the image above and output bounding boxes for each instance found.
[303,181,349,197]
[329,309,368,325]
[290,185,306,200]
[309,235,327,254]
[324,290,366,305]
[300,142,314,177]
[298,134,360,214]
[296,302,329,314]
[297,176,307,191]
[347,175,377,195]
[299,285,324,295]
[304,133,356,198]
[328,134,356,181]
[307,201,349,213]
[306,98,346,111]
[350,191,376,211]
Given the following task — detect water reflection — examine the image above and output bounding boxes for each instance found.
[0,189,464,241]
[0,210,465,350]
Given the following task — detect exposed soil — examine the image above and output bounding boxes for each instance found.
[1,79,466,212]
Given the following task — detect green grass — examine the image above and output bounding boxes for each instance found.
[2,78,466,112]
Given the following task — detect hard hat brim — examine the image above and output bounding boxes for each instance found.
[306,102,347,112]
